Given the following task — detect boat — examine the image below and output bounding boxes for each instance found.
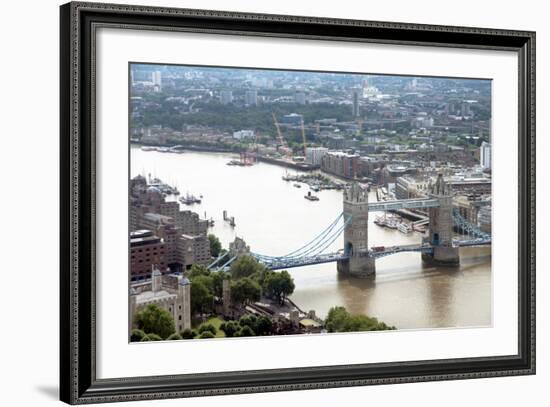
[157,147,171,153]
[293,183,302,188]
[374,214,399,229]
[179,193,202,205]
[141,146,157,152]
[397,222,412,234]
[304,191,320,201]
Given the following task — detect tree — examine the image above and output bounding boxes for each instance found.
[188,264,210,278]
[181,328,196,339]
[198,323,217,336]
[167,333,182,340]
[219,321,239,338]
[130,329,146,342]
[211,270,229,298]
[230,255,265,279]
[255,316,273,336]
[190,278,213,315]
[231,278,261,306]
[208,234,222,258]
[325,306,395,333]
[263,270,295,305]
[324,306,349,333]
[238,314,258,330]
[198,331,215,339]
[235,325,255,337]
[141,333,162,341]
[134,304,175,339]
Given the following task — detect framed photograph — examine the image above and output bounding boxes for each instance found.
[60,1,535,404]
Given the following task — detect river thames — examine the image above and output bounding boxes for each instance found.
[131,146,492,330]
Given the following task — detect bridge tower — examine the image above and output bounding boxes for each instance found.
[422,174,459,265]
[337,183,375,277]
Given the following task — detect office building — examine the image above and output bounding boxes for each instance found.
[480,141,491,169]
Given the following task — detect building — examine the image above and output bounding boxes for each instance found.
[480,141,491,169]
[178,234,211,269]
[156,224,180,267]
[233,130,255,140]
[130,268,192,335]
[152,70,162,92]
[294,91,306,105]
[244,90,258,106]
[130,182,208,237]
[305,147,328,166]
[220,90,233,105]
[139,212,175,233]
[130,230,167,280]
[395,176,431,199]
[280,113,303,126]
[352,88,361,117]
[321,151,360,179]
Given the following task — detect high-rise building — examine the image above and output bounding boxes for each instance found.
[220,90,233,105]
[480,141,491,169]
[244,90,258,106]
[152,70,162,91]
[352,88,361,117]
[294,91,306,105]
[305,147,328,166]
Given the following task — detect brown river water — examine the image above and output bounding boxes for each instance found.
[131,146,492,330]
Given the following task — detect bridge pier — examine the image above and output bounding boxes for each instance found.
[422,246,459,266]
[337,254,375,277]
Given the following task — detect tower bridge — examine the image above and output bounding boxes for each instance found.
[210,174,491,277]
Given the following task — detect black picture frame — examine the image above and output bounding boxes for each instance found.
[60,1,536,404]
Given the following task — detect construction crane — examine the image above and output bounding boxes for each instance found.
[272,112,285,147]
[301,117,308,156]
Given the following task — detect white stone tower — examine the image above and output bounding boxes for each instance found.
[337,183,375,277]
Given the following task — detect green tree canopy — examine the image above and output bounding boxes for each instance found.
[134,304,175,339]
[231,277,261,306]
[230,255,265,279]
[198,323,217,336]
[198,331,215,339]
[167,333,182,340]
[219,321,240,338]
[181,328,196,340]
[235,325,256,337]
[263,270,295,305]
[188,264,210,278]
[130,329,146,342]
[141,333,163,341]
[190,277,214,315]
[211,270,229,298]
[325,306,395,333]
[208,234,222,258]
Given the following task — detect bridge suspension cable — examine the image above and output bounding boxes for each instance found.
[252,213,352,262]
[252,212,345,260]
[452,208,491,240]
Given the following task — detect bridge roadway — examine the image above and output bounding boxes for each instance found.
[368,198,440,212]
[257,238,492,270]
